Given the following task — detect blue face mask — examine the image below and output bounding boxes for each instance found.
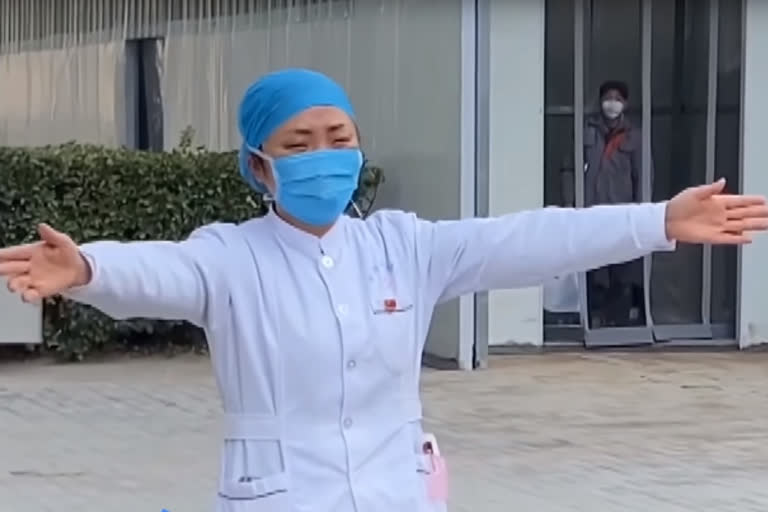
[254,147,363,226]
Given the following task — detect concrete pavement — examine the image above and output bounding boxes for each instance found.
[1,351,767,511]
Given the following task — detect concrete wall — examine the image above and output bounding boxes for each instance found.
[480,0,546,347]
[738,0,768,348]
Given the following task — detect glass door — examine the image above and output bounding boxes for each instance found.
[542,0,741,347]
[579,0,655,346]
[648,0,742,342]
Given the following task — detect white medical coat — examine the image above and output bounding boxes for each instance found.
[65,203,674,512]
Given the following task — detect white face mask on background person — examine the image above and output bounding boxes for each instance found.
[601,99,624,120]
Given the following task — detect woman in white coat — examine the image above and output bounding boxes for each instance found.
[1,68,767,512]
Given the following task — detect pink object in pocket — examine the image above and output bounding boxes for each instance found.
[422,434,449,502]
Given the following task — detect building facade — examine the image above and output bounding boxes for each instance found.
[1,0,767,369]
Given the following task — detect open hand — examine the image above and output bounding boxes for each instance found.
[665,179,768,244]
[0,224,90,302]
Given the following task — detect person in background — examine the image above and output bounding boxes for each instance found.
[562,80,650,328]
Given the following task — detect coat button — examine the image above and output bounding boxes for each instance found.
[321,255,334,268]
[346,359,356,370]
[343,418,353,429]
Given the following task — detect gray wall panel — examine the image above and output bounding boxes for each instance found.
[739,0,768,348]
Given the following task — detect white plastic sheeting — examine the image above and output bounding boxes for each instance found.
[163,8,357,149]
[0,42,128,146]
[162,0,391,156]
[0,0,136,146]
[160,0,469,365]
[158,0,465,205]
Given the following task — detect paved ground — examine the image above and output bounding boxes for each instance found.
[1,351,768,511]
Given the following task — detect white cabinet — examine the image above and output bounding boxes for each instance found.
[0,286,42,344]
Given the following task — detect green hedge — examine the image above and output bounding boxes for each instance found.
[0,132,384,360]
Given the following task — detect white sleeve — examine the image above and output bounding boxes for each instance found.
[416,203,675,304]
[63,224,231,327]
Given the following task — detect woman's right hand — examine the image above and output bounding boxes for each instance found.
[0,224,91,302]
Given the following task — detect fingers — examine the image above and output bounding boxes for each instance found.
[724,204,768,231]
[722,203,768,233]
[0,224,68,261]
[726,204,768,218]
[7,274,31,294]
[5,275,44,303]
[0,242,42,261]
[719,194,768,209]
[21,288,41,304]
[711,232,753,245]
[38,223,70,246]
[0,260,31,276]
[692,178,727,199]
[725,218,768,233]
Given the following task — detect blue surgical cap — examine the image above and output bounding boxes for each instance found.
[237,68,356,192]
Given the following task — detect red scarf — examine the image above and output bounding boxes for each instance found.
[602,128,626,161]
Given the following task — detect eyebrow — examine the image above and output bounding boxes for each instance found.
[287,123,350,137]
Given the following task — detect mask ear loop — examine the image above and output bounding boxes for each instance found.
[349,149,369,219]
[346,149,369,219]
[247,144,276,204]
[349,201,363,218]
[247,145,274,165]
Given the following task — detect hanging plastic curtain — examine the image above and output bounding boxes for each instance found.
[0,0,133,147]
[162,0,357,152]
[162,0,232,150]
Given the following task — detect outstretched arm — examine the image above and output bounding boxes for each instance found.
[0,224,231,327]
[418,203,672,305]
[416,181,768,305]
[65,226,229,325]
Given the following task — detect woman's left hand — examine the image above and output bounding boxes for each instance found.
[665,179,768,244]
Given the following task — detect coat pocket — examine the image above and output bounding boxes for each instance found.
[217,416,291,512]
[217,470,291,511]
[368,291,415,374]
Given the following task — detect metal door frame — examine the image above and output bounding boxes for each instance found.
[561,0,736,347]
[651,0,734,342]
[473,0,491,367]
[575,0,654,347]
[460,0,479,369]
